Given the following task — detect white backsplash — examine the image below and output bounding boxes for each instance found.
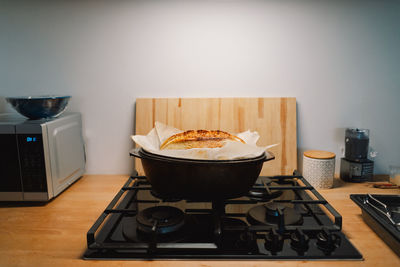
[0,0,399,174]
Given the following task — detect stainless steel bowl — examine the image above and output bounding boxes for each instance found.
[6,95,71,119]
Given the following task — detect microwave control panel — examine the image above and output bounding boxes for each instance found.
[17,134,48,192]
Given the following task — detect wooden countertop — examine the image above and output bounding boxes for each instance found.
[0,175,399,267]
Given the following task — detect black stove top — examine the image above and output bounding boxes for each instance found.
[84,172,362,260]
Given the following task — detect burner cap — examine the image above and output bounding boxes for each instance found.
[265,202,287,216]
[136,206,185,234]
[122,216,188,243]
[246,202,303,226]
[247,178,283,201]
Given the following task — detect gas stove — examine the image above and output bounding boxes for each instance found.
[84,172,362,260]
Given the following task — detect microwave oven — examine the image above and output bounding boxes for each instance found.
[0,112,85,201]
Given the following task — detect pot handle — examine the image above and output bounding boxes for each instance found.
[264,151,275,162]
[129,148,143,159]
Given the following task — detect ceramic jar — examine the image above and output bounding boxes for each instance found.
[303,150,336,189]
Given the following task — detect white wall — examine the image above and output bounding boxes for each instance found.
[1,0,399,175]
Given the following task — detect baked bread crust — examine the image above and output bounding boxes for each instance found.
[160,130,245,150]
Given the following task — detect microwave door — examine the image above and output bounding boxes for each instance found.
[44,114,85,198]
[0,126,23,201]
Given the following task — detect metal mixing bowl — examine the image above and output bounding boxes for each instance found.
[6,95,71,119]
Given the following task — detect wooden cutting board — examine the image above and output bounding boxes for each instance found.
[134,98,297,176]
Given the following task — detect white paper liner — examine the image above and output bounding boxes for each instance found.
[131,122,277,160]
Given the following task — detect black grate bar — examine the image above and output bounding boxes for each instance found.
[186,200,208,203]
[273,199,327,204]
[131,175,147,180]
[300,177,342,229]
[225,213,246,217]
[252,185,314,190]
[135,199,160,203]
[122,186,152,190]
[186,199,259,204]
[104,209,137,215]
[104,177,135,210]
[87,213,107,245]
[268,175,303,179]
[185,210,249,216]
[225,199,258,204]
[87,176,139,247]
[185,209,213,213]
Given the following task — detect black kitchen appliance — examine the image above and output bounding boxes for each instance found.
[340,128,374,182]
[351,194,400,257]
[84,172,362,260]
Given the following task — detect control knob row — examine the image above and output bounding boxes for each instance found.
[263,228,341,254]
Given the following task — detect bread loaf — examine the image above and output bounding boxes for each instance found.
[160,130,245,150]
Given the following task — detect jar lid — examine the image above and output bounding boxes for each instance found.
[304,150,335,159]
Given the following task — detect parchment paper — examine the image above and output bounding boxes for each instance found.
[131,122,277,160]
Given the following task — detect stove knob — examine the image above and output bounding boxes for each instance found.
[317,228,341,253]
[265,228,284,254]
[290,229,309,253]
[237,231,257,249]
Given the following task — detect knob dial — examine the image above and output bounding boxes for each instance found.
[290,229,309,253]
[265,228,284,254]
[317,228,341,253]
[236,231,257,249]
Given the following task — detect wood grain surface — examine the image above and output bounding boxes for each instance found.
[304,150,336,159]
[135,98,297,176]
[0,175,399,267]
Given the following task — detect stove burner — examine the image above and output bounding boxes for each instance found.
[136,206,185,234]
[247,178,283,201]
[122,216,188,243]
[246,202,303,226]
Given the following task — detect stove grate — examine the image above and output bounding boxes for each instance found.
[84,171,360,260]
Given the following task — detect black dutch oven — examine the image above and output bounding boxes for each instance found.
[130,148,275,201]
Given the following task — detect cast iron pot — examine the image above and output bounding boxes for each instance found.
[130,148,275,201]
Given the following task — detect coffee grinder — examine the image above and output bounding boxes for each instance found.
[340,128,374,182]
